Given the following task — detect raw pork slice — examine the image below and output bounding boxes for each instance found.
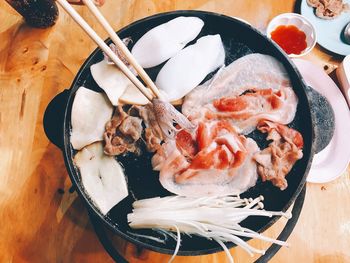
[182,53,292,117]
[71,87,113,150]
[192,87,298,134]
[182,53,298,134]
[152,120,260,197]
[74,142,128,215]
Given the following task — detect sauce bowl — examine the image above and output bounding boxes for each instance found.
[266,13,317,58]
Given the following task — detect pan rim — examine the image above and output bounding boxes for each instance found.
[62,10,315,256]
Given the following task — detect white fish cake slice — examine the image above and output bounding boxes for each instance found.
[131,16,204,68]
[71,87,113,150]
[156,34,225,102]
[74,142,128,215]
[90,60,134,106]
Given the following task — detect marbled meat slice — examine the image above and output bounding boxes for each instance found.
[128,104,164,152]
[104,104,164,156]
[253,120,304,190]
[104,105,142,156]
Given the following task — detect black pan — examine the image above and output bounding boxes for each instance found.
[44,10,316,257]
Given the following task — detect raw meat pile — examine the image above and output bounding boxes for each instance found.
[153,54,304,196]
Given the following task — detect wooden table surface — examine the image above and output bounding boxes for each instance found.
[1,0,349,262]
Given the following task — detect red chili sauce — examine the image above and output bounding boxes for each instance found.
[270,25,307,55]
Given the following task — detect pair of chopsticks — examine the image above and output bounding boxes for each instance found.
[56,0,162,102]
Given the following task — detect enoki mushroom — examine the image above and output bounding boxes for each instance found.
[127,195,291,263]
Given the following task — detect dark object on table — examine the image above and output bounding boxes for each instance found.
[342,22,350,45]
[305,85,335,153]
[6,0,59,28]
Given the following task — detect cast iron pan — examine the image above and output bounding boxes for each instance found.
[44,10,318,258]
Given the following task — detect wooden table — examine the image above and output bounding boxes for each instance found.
[1,1,349,262]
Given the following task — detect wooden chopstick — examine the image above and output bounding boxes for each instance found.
[56,0,154,102]
[81,0,163,100]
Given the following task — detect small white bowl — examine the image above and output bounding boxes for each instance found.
[266,13,317,58]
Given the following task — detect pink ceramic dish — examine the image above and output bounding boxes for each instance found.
[293,58,350,183]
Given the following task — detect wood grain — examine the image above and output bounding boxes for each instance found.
[0,1,349,262]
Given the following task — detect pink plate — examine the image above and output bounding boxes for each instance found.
[293,59,350,183]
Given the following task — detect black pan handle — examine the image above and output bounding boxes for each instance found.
[43,89,70,150]
[89,212,129,263]
[254,185,306,263]
[89,185,306,263]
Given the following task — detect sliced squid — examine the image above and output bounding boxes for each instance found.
[74,142,128,215]
[131,16,204,68]
[182,53,292,118]
[71,87,113,150]
[156,34,225,102]
[152,120,260,197]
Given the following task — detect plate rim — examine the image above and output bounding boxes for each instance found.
[293,58,350,183]
[300,0,350,56]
